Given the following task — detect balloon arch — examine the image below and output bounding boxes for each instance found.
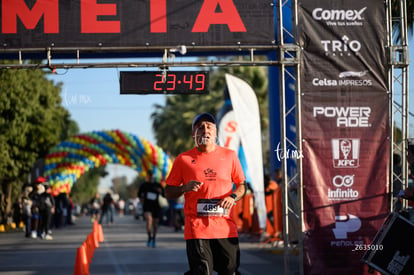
[44,130,172,196]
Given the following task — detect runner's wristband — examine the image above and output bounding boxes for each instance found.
[229,193,237,200]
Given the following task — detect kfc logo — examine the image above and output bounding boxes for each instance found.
[332,138,360,168]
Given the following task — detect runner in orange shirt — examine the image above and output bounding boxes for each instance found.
[165,112,246,275]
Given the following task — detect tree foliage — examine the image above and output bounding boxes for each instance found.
[0,61,78,223]
[0,63,76,181]
[151,62,269,161]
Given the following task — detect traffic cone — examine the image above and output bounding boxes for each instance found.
[92,221,100,244]
[85,235,95,262]
[73,245,89,275]
[93,220,98,232]
[97,224,104,242]
[89,231,99,249]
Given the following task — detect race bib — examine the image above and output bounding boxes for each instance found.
[146,192,157,201]
[197,199,228,217]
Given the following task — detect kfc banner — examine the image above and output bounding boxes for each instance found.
[301,91,390,274]
[0,0,274,50]
[298,0,390,274]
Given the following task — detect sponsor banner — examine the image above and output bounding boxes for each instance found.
[298,0,388,92]
[301,94,390,274]
[0,0,274,50]
[298,0,389,273]
[302,91,389,138]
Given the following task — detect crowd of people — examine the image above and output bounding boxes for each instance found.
[17,176,74,240]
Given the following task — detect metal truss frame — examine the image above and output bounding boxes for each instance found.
[0,1,408,275]
[388,0,410,213]
[277,0,410,275]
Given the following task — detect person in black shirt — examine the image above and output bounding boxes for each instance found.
[99,192,114,225]
[138,170,164,248]
[38,183,55,240]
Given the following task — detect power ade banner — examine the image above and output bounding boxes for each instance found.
[298,0,389,274]
[0,0,274,49]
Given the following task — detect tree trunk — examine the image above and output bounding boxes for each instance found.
[1,181,12,225]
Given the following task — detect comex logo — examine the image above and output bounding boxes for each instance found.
[332,138,360,168]
[312,7,367,27]
[328,175,359,201]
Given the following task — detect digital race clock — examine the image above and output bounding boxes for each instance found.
[120,71,209,94]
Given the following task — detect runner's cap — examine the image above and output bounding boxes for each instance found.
[192,113,216,130]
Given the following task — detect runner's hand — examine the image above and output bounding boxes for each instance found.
[218,196,235,209]
[184,180,203,192]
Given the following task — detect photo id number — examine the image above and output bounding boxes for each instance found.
[352,244,383,252]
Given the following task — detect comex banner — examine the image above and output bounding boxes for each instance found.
[0,0,274,50]
[298,0,389,274]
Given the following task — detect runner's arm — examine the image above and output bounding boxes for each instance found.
[165,180,203,199]
[218,182,247,209]
[232,182,247,202]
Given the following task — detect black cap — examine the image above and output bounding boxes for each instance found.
[192,112,216,130]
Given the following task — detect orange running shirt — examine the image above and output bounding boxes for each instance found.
[166,146,246,240]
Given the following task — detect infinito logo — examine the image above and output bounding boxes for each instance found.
[333,175,354,187]
[328,175,359,201]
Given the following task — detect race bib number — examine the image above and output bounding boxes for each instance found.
[146,192,157,201]
[197,199,228,217]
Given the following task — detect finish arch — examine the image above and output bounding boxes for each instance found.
[44,130,172,196]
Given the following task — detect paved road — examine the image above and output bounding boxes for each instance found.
[0,215,300,275]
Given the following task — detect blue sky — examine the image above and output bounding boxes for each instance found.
[47,61,167,191]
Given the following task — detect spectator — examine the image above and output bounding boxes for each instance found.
[99,192,114,225]
[54,192,70,228]
[29,177,49,238]
[38,183,55,240]
[21,185,33,238]
[117,198,125,217]
[89,193,102,222]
